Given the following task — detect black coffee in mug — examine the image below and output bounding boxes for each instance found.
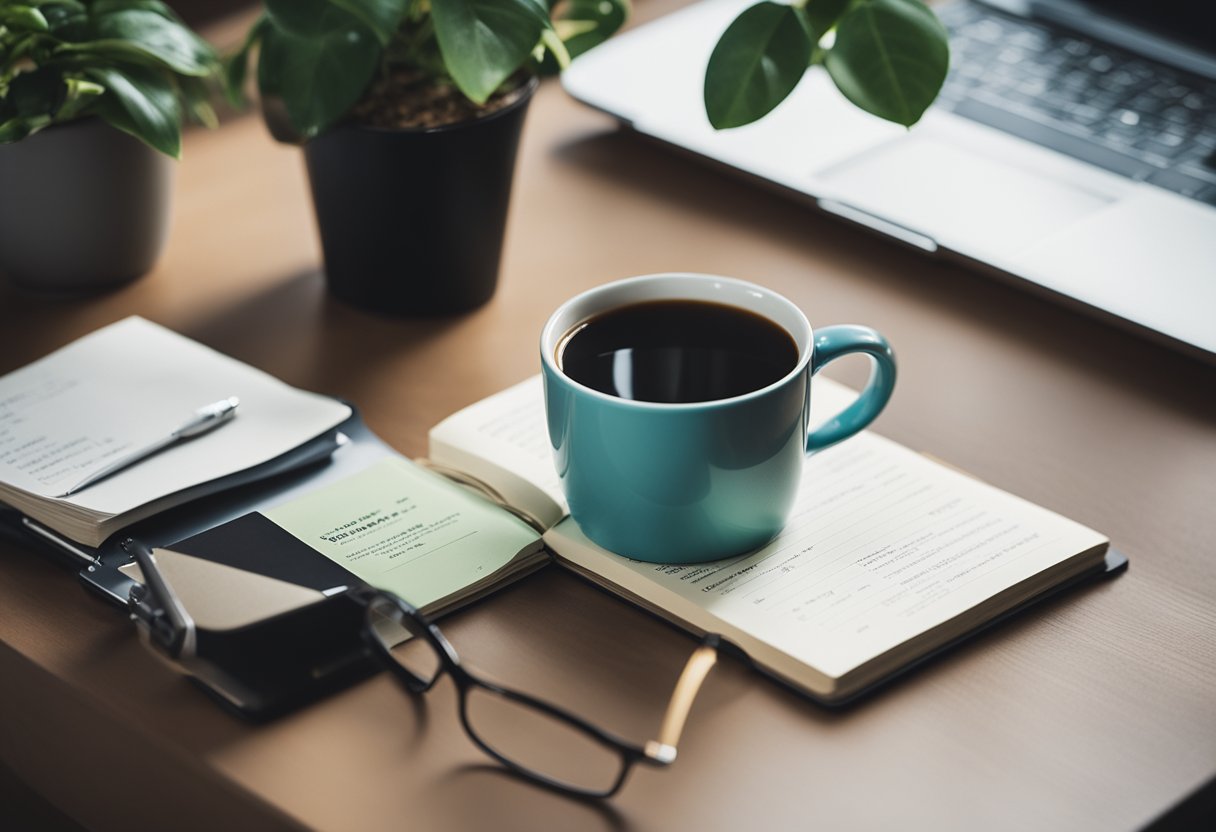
[557,299,799,403]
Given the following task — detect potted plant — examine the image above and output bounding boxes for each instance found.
[227,0,627,316]
[0,0,219,293]
[704,0,949,129]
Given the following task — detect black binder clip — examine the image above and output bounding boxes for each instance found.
[125,538,195,661]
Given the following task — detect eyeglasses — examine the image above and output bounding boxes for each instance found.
[361,589,719,799]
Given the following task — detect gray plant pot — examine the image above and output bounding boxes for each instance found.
[0,118,173,294]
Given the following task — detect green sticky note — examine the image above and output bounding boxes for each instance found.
[263,457,540,607]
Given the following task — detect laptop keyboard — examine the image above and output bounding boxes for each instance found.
[936,2,1216,205]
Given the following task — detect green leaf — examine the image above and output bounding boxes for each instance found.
[824,0,948,127]
[55,75,105,120]
[177,74,218,127]
[1,33,42,76]
[804,0,852,38]
[40,2,88,39]
[0,120,27,144]
[538,28,570,70]
[86,64,181,157]
[256,5,380,140]
[556,0,628,61]
[430,0,550,104]
[263,0,323,35]
[327,0,410,46]
[223,14,269,107]
[71,9,217,76]
[0,6,50,32]
[28,0,86,9]
[0,114,52,142]
[91,1,178,14]
[704,1,813,129]
[264,0,354,37]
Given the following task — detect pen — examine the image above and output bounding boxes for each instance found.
[55,396,240,498]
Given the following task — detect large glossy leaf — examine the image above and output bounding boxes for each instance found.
[40,2,88,39]
[430,0,550,104]
[72,8,216,75]
[327,0,410,46]
[257,4,380,140]
[823,0,948,127]
[704,1,813,129]
[265,0,343,35]
[86,65,181,156]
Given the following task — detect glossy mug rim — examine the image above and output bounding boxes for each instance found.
[540,273,813,410]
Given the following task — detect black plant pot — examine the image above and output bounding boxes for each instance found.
[0,118,172,294]
[302,77,538,316]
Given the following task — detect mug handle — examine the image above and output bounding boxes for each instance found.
[805,325,897,453]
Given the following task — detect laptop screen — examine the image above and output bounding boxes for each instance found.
[1077,1,1215,51]
[1027,1,1216,57]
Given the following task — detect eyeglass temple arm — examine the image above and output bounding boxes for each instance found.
[644,640,719,765]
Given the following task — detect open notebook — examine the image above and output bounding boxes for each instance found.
[427,376,1119,703]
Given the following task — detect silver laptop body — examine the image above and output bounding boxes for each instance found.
[562,0,1216,363]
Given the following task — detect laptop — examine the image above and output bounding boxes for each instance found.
[562,0,1216,364]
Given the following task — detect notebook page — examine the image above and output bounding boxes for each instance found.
[0,317,350,512]
[428,377,567,529]
[261,457,541,607]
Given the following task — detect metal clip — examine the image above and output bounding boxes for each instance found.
[123,538,196,661]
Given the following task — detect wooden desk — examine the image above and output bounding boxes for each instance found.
[2,4,1214,828]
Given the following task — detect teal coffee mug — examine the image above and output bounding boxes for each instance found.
[540,274,896,564]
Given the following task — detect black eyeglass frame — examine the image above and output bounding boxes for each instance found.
[359,589,719,799]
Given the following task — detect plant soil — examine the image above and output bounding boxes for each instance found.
[350,70,529,130]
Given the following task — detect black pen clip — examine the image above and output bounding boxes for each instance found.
[123,538,196,660]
